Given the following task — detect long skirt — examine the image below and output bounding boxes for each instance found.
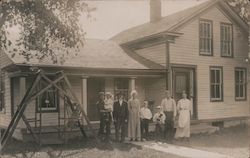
[175,110,190,138]
[128,112,141,139]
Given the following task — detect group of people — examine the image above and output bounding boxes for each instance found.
[96,89,193,143]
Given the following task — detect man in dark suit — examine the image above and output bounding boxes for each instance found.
[113,93,128,142]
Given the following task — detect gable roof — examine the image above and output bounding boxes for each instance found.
[4,39,149,70]
[111,0,248,44]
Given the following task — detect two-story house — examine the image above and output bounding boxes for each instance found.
[112,0,250,123]
[0,0,249,141]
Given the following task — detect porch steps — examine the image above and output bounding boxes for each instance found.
[191,123,219,135]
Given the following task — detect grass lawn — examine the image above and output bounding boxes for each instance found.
[1,138,185,158]
[0,125,249,158]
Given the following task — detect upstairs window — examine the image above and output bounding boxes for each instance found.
[235,68,247,100]
[210,67,223,101]
[199,20,213,55]
[220,23,233,57]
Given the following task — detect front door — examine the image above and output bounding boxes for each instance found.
[87,78,105,122]
[172,67,197,119]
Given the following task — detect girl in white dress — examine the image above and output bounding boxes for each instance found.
[175,91,192,141]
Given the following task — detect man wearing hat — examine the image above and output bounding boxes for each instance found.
[161,90,177,141]
[97,92,113,142]
[113,92,128,142]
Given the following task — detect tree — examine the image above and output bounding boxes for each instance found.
[227,0,250,22]
[0,0,95,63]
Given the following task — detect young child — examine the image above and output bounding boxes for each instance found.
[104,92,114,122]
[153,106,166,140]
[140,101,152,141]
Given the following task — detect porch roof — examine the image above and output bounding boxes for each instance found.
[4,39,151,70]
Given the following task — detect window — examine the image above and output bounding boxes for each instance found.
[235,68,247,100]
[220,23,233,57]
[37,87,59,112]
[199,20,213,55]
[114,78,129,101]
[210,67,223,101]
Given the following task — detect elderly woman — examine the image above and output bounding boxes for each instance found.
[175,91,192,141]
[128,90,141,141]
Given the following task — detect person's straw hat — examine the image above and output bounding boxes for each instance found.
[98,92,105,97]
[130,90,138,96]
[105,92,113,96]
[155,106,162,109]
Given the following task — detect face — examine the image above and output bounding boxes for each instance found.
[165,91,171,98]
[182,93,187,99]
[100,94,105,100]
[118,94,124,100]
[143,101,148,108]
[157,108,161,113]
[106,95,111,99]
[132,93,137,98]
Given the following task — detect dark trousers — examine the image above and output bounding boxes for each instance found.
[164,111,174,140]
[98,113,111,141]
[141,119,150,139]
[155,124,164,140]
[115,120,126,142]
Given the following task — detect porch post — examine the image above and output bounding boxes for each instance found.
[19,77,26,128]
[130,77,136,91]
[19,77,26,99]
[166,41,172,94]
[81,76,88,116]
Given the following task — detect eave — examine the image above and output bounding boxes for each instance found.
[7,64,166,78]
[121,31,182,50]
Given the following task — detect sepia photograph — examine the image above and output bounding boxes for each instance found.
[0,0,250,157]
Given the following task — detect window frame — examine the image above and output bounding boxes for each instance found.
[235,67,247,101]
[36,75,60,113]
[199,19,213,56]
[220,22,233,58]
[210,66,223,102]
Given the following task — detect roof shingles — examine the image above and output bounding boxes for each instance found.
[6,39,148,70]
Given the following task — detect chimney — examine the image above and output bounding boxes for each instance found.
[150,0,162,22]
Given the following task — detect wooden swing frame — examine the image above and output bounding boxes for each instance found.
[0,70,93,153]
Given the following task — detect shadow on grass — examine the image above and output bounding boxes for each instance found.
[2,136,142,158]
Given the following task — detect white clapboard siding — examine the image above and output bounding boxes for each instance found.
[170,7,249,120]
[0,73,12,128]
[135,44,166,66]
[6,76,84,128]
[0,50,14,69]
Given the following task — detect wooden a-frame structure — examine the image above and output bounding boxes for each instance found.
[0,70,94,153]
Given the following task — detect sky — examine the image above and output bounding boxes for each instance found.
[80,0,208,40]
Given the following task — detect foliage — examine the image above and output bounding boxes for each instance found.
[227,0,250,22]
[0,0,95,63]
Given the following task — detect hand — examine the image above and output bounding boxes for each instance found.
[125,119,128,123]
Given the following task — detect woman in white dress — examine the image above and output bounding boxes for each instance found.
[175,91,192,141]
[128,90,141,141]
